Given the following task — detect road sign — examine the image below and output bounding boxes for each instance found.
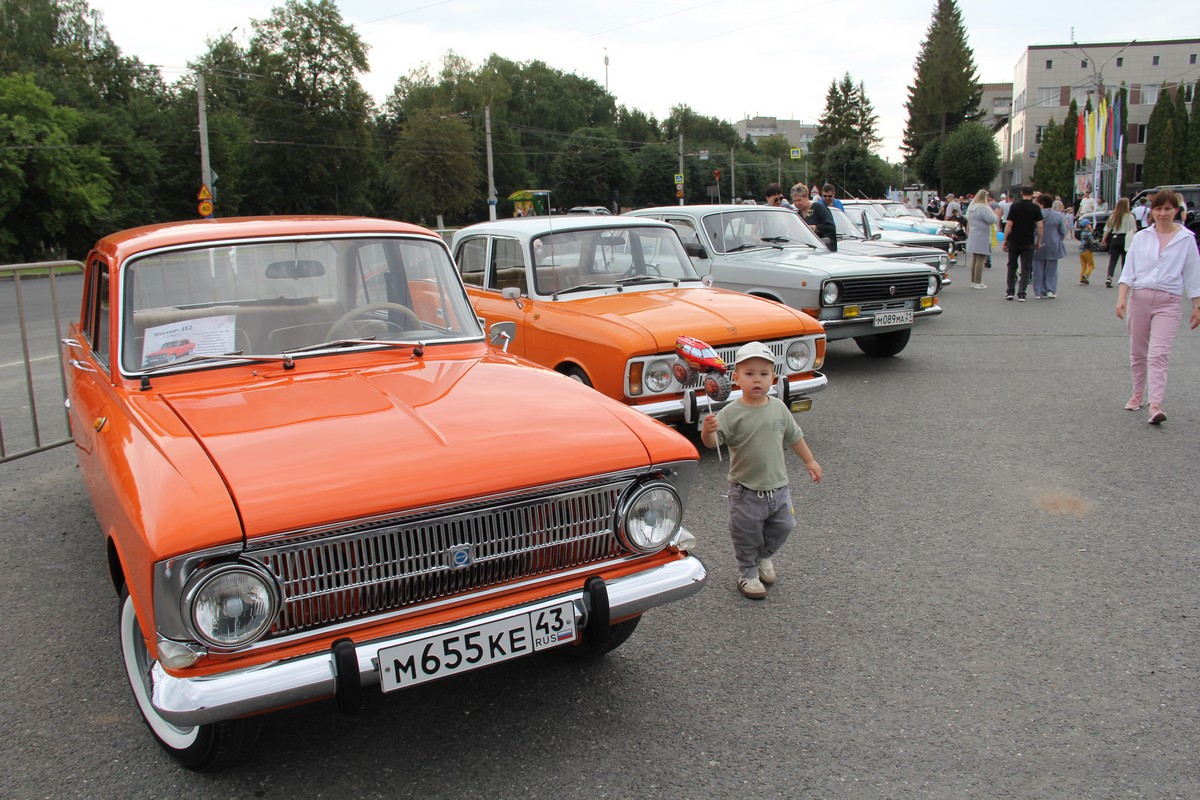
[790,148,802,160]
[198,200,213,217]
[198,185,213,201]
[674,173,684,184]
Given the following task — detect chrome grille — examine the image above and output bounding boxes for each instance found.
[679,339,787,388]
[837,275,931,305]
[246,480,633,637]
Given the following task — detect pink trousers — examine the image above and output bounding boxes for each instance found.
[1127,288,1182,406]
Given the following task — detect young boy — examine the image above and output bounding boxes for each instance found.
[701,342,822,599]
[1078,219,1097,285]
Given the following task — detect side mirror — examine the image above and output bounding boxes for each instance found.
[489,321,516,352]
[684,241,708,260]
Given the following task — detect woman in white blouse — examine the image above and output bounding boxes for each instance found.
[1115,191,1200,425]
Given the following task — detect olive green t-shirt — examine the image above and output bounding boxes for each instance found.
[714,397,804,491]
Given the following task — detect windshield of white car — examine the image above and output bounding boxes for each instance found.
[121,236,481,373]
[830,208,866,239]
[702,208,825,253]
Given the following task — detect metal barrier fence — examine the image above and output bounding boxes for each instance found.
[0,261,85,463]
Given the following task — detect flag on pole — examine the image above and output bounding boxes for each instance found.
[1111,96,1122,155]
[1075,112,1086,160]
[1097,97,1108,158]
[1085,110,1096,159]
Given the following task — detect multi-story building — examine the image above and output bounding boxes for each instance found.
[734,116,819,154]
[997,37,1199,202]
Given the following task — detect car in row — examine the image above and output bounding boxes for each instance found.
[623,204,943,358]
[449,215,828,423]
[64,216,709,770]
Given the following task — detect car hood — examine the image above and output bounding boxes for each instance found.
[557,285,819,352]
[161,353,680,538]
[715,247,933,280]
[838,239,942,260]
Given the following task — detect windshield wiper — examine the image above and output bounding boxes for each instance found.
[615,274,676,286]
[284,336,427,354]
[725,243,764,252]
[552,282,616,296]
[139,351,289,375]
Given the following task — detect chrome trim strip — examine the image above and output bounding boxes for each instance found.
[150,555,707,726]
[819,304,943,329]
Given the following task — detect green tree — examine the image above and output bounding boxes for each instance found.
[810,73,881,177]
[0,72,111,261]
[549,127,631,209]
[1172,83,1189,182]
[913,138,942,189]
[1143,85,1176,187]
[938,122,999,195]
[243,0,376,214]
[820,142,891,197]
[1033,117,1071,199]
[901,0,983,163]
[630,143,682,207]
[387,109,480,225]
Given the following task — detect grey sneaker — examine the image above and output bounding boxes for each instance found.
[738,576,768,599]
[757,558,777,585]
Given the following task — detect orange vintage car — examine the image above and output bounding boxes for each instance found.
[63,216,706,770]
[450,216,827,424]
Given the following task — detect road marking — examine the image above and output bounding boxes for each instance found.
[0,354,61,369]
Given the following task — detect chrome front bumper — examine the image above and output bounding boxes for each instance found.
[151,554,707,726]
[820,304,943,337]
[634,373,828,423]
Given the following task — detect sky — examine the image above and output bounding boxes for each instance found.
[87,0,1193,163]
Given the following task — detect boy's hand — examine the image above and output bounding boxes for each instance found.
[805,460,822,483]
[700,413,719,449]
[701,413,718,435]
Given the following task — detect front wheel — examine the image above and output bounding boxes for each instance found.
[119,590,262,771]
[854,328,912,357]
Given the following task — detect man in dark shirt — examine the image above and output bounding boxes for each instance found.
[791,183,837,251]
[1002,185,1044,301]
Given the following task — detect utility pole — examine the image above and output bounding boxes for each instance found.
[678,132,684,206]
[485,105,497,221]
[197,72,213,216]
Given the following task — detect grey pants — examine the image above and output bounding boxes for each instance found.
[728,483,795,579]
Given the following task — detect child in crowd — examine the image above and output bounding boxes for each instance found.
[1078,219,1098,285]
[701,342,822,599]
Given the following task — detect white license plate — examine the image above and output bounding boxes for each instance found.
[378,601,577,692]
[873,310,913,327]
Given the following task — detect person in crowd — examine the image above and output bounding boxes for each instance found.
[764,183,794,210]
[1032,194,1068,298]
[1078,191,1096,217]
[702,342,822,599]
[1132,196,1151,230]
[998,193,1012,226]
[1102,198,1137,288]
[819,183,844,210]
[1002,185,1043,301]
[1077,218,1099,285]
[964,189,996,289]
[943,193,962,222]
[1064,205,1076,239]
[1175,192,1189,223]
[1114,190,1200,425]
[791,183,837,251]
[927,195,940,217]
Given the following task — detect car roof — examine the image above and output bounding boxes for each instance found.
[93,216,440,262]
[453,215,675,241]
[627,204,796,215]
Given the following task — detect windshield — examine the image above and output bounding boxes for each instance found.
[700,208,825,253]
[120,235,481,373]
[880,204,913,218]
[849,203,885,220]
[530,226,699,293]
[830,208,865,239]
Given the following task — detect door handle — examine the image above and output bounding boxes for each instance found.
[69,359,96,373]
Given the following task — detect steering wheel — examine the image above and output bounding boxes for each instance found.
[325,302,422,339]
[621,263,663,279]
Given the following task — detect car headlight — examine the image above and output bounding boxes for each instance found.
[186,564,278,648]
[938,254,950,270]
[927,276,938,295]
[821,282,839,305]
[786,340,811,371]
[644,359,674,393]
[618,482,683,552]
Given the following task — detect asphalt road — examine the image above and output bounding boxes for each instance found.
[2,249,1198,799]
